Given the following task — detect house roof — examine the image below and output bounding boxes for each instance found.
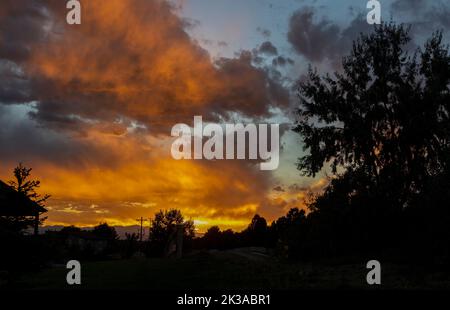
[0,180,47,216]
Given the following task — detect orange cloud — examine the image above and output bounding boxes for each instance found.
[18,0,288,135]
[0,0,307,232]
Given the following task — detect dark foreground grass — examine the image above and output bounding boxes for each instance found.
[11,250,450,290]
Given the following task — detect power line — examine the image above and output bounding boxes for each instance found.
[135,217,148,242]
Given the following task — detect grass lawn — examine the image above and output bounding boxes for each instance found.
[12,250,450,290]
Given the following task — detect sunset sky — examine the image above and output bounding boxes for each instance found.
[1,0,449,232]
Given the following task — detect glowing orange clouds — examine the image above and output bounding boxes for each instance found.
[24,0,288,135]
[0,0,312,231]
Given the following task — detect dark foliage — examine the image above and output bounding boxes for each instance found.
[147,209,195,257]
[1,163,49,233]
[284,23,450,261]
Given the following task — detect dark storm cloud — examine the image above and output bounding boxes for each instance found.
[391,0,426,12]
[0,0,290,137]
[391,0,450,34]
[0,0,50,105]
[258,41,278,56]
[272,56,295,67]
[287,2,450,69]
[288,7,340,62]
[0,105,91,165]
[0,60,31,104]
[287,7,372,66]
[210,51,289,119]
[0,0,49,63]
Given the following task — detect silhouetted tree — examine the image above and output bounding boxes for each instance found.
[291,23,450,259]
[2,163,50,233]
[194,226,240,250]
[90,223,119,256]
[92,223,119,240]
[221,229,238,249]
[249,214,267,232]
[60,225,82,234]
[295,23,450,206]
[9,163,50,207]
[124,232,139,258]
[203,226,222,249]
[242,214,268,247]
[148,209,195,256]
[270,208,307,257]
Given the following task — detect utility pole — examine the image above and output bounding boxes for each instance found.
[136,217,148,242]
